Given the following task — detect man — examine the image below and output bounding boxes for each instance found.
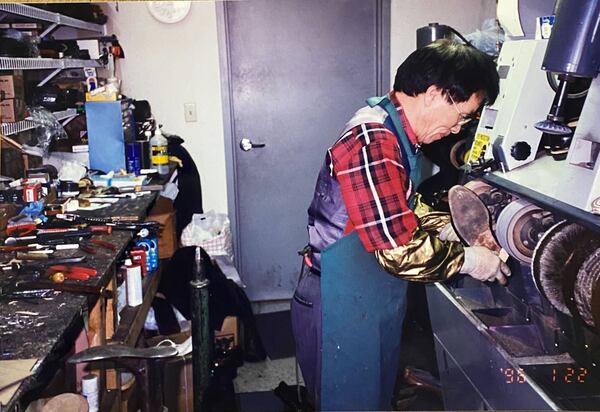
[291,39,508,410]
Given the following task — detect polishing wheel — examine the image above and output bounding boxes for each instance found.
[464,179,515,228]
[531,221,600,316]
[464,179,493,196]
[575,248,600,330]
[496,199,557,264]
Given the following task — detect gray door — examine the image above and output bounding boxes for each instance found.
[218,0,390,302]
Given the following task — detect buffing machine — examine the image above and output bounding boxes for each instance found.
[427,0,600,409]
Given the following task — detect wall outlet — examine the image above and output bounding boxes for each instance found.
[184,102,197,122]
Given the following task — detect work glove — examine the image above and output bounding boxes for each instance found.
[461,246,511,285]
[439,222,460,242]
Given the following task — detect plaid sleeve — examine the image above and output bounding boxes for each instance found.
[331,123,418,252]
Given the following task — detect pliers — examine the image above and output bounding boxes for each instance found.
[48,265,97,281]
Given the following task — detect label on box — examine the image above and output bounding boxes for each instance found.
[0,99,27,123]
[11,22,41,29]
[83,67,97,78]
[0,74,25,100]
[23,183,42,203]
[72,145,89,153]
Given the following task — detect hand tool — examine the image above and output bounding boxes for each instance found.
[48,265,97,281]
[56,213,140,224]
[89,239,116,251]
[36,226,112,235]
[79,239,117,255]
[4,228,96,245]
[7,281,112,298]
[14,251,81,260]
[0,255,86,272]
[0,288,53,299]
[6,214,37,237]
[0,243,79,253]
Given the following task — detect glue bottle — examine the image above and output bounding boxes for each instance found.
[150,126,169,175]
[124,259,143,307]
[81,374,99,412]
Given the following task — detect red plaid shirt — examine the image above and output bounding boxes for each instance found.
[328,93,419,252]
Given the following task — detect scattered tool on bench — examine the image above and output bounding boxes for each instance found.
[2,282,112,298]
[0,255,86,273]
[0,243,79,253]
[48,265,97,282]
[79,239,117,254]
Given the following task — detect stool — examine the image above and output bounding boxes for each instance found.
[68,344,178,412]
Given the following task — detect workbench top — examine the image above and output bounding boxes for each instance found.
[0,188,164,411]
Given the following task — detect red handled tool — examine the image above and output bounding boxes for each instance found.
[48,265,97,281]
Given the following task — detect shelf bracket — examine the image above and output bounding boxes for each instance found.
[37,68,61,87]
[61,115,77,127]
[40,22,59,38]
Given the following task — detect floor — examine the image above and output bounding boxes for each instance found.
[231,283,444,412]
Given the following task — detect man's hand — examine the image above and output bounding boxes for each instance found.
[439,222,460,242]
[461,246,511,285]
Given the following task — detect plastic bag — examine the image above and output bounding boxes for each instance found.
[465,18,504,57]
[181,211,244,286]
[181,210,234,262]
[26,106,68,157]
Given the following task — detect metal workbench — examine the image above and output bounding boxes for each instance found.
[0,189,163,411]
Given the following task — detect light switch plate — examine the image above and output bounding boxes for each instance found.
[184,102,197,122]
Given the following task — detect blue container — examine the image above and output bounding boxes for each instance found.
[125,142,142,176]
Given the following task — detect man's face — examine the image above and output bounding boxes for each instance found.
[418,89,483,145]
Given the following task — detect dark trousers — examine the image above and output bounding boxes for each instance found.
[292,232,408,410]
[290,267,321,408]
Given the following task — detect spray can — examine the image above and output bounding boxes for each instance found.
[124,259,143,307]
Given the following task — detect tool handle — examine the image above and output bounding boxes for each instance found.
[89,225,113,234]
[38,229,92,242]
[15,281,112,297]
[16,252,48,260]
[37,228,80,234]
[0,245,32,252]
[89,239,116,251]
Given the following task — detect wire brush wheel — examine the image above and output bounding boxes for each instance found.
[575,248,600,328]
[531,221,600,316]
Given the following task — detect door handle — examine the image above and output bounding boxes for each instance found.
[240,138,266,152]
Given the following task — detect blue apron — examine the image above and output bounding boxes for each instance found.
[320,95,422,410]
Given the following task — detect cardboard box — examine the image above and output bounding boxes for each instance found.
[0,73,25,100]
[152,316,241,412]
[215,316,240,350]
[147,196,177,259]
[0,99,27,123]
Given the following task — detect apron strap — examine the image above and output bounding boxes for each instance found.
[367,95,423,208]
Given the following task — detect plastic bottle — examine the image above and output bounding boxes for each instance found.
[81,374,99,412]
[124,259,143,307]
[150,126,169,175]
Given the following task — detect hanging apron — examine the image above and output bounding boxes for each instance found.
[320,95,422,410]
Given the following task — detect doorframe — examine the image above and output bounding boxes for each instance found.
[216,0,391,276]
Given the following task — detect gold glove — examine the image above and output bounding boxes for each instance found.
[375,194,465,282]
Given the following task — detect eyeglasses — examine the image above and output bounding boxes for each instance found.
[447,93,475,126]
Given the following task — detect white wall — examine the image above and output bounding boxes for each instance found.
[102,0,496,215]
[102,2,228,213]
[391,0,497,82]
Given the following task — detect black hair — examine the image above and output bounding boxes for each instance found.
[393,39,499,106]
